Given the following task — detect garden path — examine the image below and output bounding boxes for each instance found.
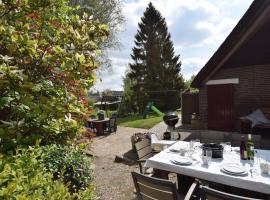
[91,126,147,200]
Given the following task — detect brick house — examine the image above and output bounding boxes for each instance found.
[191,0,270,133]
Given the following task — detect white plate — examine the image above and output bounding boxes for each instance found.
[170,157,192,165]
[220,168,248,176]
[169,148,180,152]
[222,164,247,174]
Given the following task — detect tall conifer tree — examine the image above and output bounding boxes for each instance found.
[128,2,184,112]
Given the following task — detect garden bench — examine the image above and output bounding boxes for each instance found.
[240,108,270,137]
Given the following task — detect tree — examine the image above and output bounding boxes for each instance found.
[69,0,125,69]
[184,75,198,93]
[122,74,137,113]
[0,0,108,152]
[127,3,185,112]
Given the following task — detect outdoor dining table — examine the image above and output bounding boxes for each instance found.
[145,141,270,196]
[87,118,109,136]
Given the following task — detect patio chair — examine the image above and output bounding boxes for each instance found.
[134,139,154,174]
[131,171,199,200]
[104,117,117,134]
[109,116,117,132]
[87,121,97,133]
[135,138,177,178]
[200,185,263,200]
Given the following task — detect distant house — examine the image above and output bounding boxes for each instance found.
[191,0,270,132]
[94,90,123,110]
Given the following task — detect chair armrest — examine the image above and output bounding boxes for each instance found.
[240,117,252,123]
[184,181,199,200]
[137,159,147,163]
[153,150,160,154]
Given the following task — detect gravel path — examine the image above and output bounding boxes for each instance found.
[91,126,148,200]
[90,119,185,200]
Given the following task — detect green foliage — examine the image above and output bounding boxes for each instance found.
[0,0,109,152]
[126,3,185,112]
[122,74,137,113]
[88,98,95,107]
[117,114,163,129]
[42,145,92,193]
[69,0,125,70]
[69,0,124,49]
[184,75,199,93]
[0,146,95,199]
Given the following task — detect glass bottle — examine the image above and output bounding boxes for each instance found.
[240,136,247,160]
[247,134,254,160]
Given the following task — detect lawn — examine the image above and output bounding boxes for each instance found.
[117,114,163,129]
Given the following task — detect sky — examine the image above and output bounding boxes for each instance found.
[93,0,253,92]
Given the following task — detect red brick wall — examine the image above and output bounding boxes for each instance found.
[199,87,207,126]
[198,64,270,131]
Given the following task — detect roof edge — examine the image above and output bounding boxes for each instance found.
[191,0,270,88]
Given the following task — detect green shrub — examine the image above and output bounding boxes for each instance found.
[0,146,95,199]
[0,0,108,152]
[88,98,95,107]
[42,145,92,193]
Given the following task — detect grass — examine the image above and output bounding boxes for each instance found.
[117,114,163,129]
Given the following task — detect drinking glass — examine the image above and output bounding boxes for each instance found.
[250,150,260,177]
[226,142,232,152]
[189,140,195,153]
[206,149,212,164]
[259,155,269,174]
[191,139,200,153]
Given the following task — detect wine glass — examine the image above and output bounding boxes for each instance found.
[189,140,194,151]
[192,139,201,152]
[250,150,260,177]
[206,149,212,164]
[259,155,269,174]
[201,149,212,166]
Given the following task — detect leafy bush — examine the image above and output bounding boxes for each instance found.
[42,145,92,193]
[0,146,95,199]
[0,0,108,152]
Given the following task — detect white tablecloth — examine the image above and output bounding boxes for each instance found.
[150,134,176,151]
[145,141,270,195]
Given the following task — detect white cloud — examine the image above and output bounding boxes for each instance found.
[94,57,129,91]
[182,57,208,80]
[94,0,253,91]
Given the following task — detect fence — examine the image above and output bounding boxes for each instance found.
[181,90,199,124]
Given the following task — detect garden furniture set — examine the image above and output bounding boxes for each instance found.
[132,134,270,199]
[87,116,117,136]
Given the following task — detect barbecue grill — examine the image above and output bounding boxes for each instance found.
[163,112,179,129]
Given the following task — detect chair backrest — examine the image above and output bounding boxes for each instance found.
[200,131,225,144]
[231,133,261,148]
[131,172,179,200]
[261,107,270,120]
[109,117,116,127]
[200,186,263,200]
[134,139,153,160]
[87,121,96,129]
